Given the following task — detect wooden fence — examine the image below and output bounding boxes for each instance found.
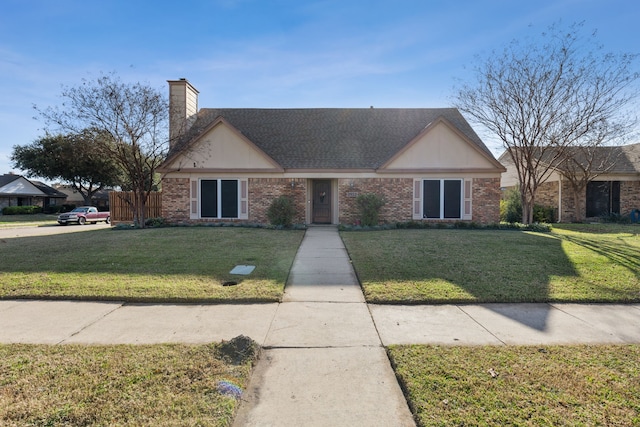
[108,191,162,223]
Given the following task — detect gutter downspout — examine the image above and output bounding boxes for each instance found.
[557,175,562,223]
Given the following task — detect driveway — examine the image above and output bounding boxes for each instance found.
[0,223,111,239]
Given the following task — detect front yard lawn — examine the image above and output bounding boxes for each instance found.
[0,227,304,302]
[341,224,640,303]
[389,344,640,426]
[0,213,58,228]
[0,343,252,426]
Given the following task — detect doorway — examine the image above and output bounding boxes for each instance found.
[312,180,332,224]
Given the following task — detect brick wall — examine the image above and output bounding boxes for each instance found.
[338,178,413,225]
[162,175,503,225]
[161,178,190,222]
[248,178,307,224]
[472,177,501,224]
[621,181,640,215]
[536,181,559,208]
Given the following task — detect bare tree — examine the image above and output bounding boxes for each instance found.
[36,73,168,227]
[555,144,622,222]
[455,22,639,223]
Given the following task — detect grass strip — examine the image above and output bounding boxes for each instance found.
[388,344,640,426]
[0,343,254,426]
[0,227,304,302]
[341,225,640,303]
[0,214,59,228]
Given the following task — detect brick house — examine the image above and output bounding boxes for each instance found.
[499,144,640,222]
[159,79,505,226]
[0,173,67,211]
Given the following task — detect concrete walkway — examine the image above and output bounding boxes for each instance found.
[232,226,415,426]
[2,225,640,426]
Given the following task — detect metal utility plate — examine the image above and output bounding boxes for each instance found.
[229,265,256,275]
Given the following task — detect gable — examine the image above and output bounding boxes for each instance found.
[163,119,283,171]
[0,176,46,196]
[166,108,502,171]
[381,120,504,172]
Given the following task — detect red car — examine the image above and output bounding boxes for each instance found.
[57,206,111,225]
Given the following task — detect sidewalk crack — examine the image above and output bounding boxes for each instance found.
[57,302,125,344]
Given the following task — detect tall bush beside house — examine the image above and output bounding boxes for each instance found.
[267,196,296,227]
[501,187,554,223]
[356,193,386,226]
[500,187,522,223]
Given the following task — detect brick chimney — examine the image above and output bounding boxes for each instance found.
[168,78,199,148]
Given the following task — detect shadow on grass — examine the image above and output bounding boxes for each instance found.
[558,233,640,279]
[343,229,581,331]
[0,227,304,302]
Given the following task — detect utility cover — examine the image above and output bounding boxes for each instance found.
[230,265,256,275]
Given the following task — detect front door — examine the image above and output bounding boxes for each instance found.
[312,180,332,224]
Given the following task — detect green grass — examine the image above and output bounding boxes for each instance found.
[0,343,253,426]
[0,227,304,302]
[388,344,640,426]
[0,213,59,227]
[341,224,640,303]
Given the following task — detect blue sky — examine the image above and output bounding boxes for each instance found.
[1,0,638,176]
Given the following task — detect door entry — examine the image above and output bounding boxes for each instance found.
[312,180,332,224]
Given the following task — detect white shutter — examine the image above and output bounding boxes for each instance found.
[190,179,199,219]
[239,179,248,219]
[463,179,472,220]
[413,178,422,220]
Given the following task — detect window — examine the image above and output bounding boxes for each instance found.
[419,179,465,219]
[200,179,240,218]
[586,181,620,217]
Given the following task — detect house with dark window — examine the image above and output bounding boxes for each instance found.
[0,173,68,211]
[499,143,640,222]
[159,79,506,226]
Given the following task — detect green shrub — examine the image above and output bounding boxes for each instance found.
[1,205,43,215]
[356,193,386,226]
[500,187,522,223]
[500,187,554,223]
[599,212,631,224]
[533,205,555,223]
[267,196,296,227]
[44,205,63,214]
[144,217,167,227]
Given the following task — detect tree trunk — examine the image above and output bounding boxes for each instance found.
[571,184,586,223]
[521,193,535,224]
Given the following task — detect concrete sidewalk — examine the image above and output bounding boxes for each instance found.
[232,226,415,426]
[2,225,640,426]
[2,300,639,347]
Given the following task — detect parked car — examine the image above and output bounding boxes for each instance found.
[57,206,111,225]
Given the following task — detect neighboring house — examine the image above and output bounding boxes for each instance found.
[52,184,111,209]
[0,173,67,211]
[499,144,640,222]
[159,79,506,226]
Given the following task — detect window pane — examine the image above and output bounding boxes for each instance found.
[221,180,238,218]
[201,180,218,218]
[611,181,620,215]
[423,180,440,218]
[586,181,611,217]
[444,180,461,218]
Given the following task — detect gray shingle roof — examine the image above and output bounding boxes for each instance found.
[31,180,68,198]
[0,174,21,188]
[499,143,640,175]
[169,108,496,169]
